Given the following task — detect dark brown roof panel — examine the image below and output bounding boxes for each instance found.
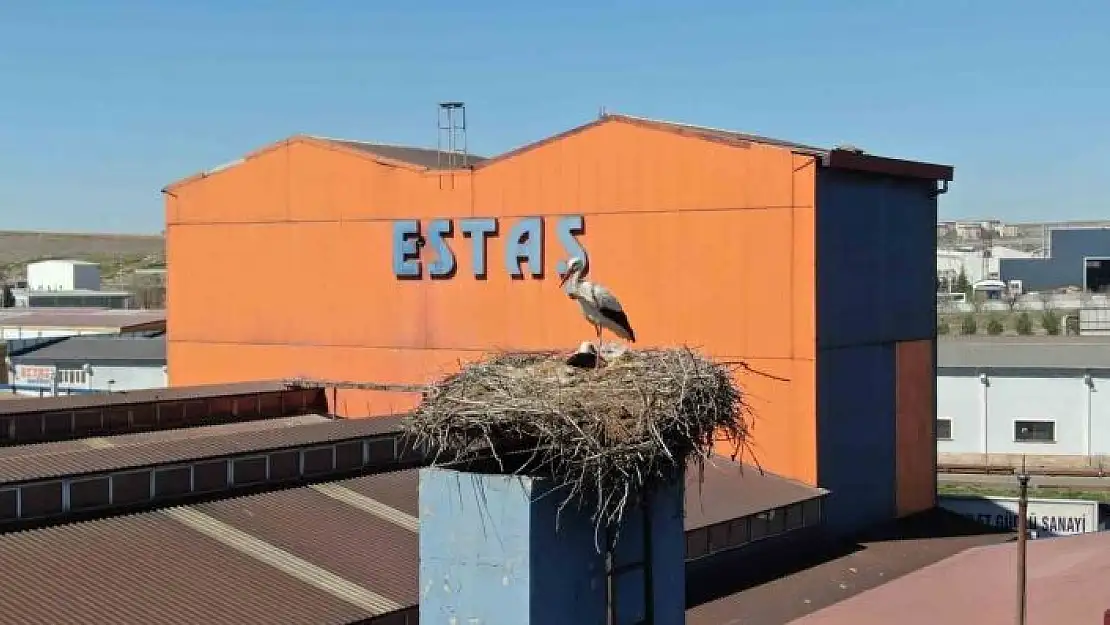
[0,462,827,624]
[0,309,166,331]
[334,470,419,517]
[0,512,373,625]
[195,485,419,606]
[0,414,330,461]
[684,458,827,528]
[0,416,405,483]
[334,457,825,533]
[0,380,294,416]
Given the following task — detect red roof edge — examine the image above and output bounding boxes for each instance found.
[824,149,954,183]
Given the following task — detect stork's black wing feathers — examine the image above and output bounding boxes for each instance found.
[599,307,636,343]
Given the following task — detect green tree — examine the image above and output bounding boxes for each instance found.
[1015,312,1034,335]
[954,267,972,297]
[937,319,950,335]
[986,315,1004,335]
[960,313,978,335]
[1042,309,1061,335]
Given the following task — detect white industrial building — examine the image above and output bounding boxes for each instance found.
[938,337,1110,464]
[14,260,132,309]
[26,259,103,291]
[4,333,166,396]
[936,245,1035,286]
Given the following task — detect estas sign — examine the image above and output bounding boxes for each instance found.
[392,215,588,279]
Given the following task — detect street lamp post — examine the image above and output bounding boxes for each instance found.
[1015,463,1031,625]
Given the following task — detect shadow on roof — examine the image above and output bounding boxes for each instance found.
[686,507,1012,613]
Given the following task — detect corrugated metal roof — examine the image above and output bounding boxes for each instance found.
[0,512,377,625]
[938,336,1110,370]
[192,484,419,607]
[309,459,822,535]
[316,138,488,170]
[0,308,165,330]
[608,113,830,155]
[0,416,403,483]
[0,459,826,624]
[0,380,292,415]
[684,458,828,529]
[10,334,166,365]
[0,414,329,460]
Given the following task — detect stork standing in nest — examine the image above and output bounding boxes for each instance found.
[559,257,636,367]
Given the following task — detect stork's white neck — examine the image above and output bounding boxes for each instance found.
[563,264,586,294]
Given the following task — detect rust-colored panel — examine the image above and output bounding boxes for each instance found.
[72,410,103,437]
[895,339,936,517]
[20,482,62,518]
[41,412,71,438]
[105,408,130,433]
[12,416,42,443]
[131,404,157,430]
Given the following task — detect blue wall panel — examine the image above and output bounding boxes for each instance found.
[815,169,937,349]
[1000,228,1110,291]
[816,344,897,535]
[419,468,685,625]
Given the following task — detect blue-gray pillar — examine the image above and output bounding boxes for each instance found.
[419,467,685,624]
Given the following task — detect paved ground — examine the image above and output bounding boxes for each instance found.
[790,531,1110,625]
[686,509,1012,625]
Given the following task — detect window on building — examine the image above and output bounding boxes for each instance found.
[784,503,805,531]
[56,369,87,385]
[1014,420,1055,443]
[936,418,953,441]
[802,498,823,527]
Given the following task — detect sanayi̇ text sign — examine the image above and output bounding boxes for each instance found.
[939,494,1100,536]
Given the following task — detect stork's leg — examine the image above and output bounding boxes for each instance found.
[594,324,605,369]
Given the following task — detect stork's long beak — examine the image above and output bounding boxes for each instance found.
[559,272,570,287]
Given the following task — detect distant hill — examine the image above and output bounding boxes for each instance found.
[0,230,165,280]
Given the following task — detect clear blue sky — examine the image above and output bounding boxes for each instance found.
[1,1,1107,234]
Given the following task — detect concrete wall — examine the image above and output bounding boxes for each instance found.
[1001,228,1110,291]
[938,370,1110,456]
[419,468,685,625]
[814,169,938,533]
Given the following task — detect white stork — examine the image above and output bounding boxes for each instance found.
[559,257,636,365]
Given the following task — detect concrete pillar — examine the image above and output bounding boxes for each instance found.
[419,467,685,625]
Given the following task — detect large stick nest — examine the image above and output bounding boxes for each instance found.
[403,347,751,531]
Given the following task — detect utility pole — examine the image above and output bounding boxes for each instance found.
[1015,458,1030,625]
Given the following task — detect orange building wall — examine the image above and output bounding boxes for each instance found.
[166,120,820,484]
